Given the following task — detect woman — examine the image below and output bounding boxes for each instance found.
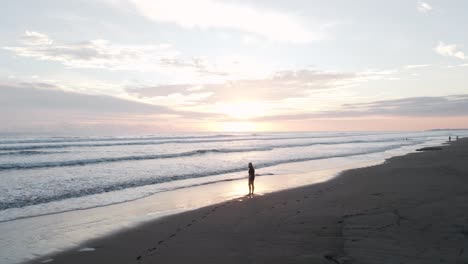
[248,162,255,196]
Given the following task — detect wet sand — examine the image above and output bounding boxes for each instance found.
[30,138,468,264]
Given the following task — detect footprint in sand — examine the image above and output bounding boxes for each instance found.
[324,254,340,264]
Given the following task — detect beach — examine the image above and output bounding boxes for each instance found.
[2,131,458,264]
[3,1,468,263]
[27,138,468,264]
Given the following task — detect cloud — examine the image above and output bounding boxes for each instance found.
[341,95,468,116]
[0,82,171,114]
[159,57,229,76]
[126,0,319,43]
[254,95,468,121]
[404,64,431,69]
[446,63,468,68]
[4,31,173,70]
[434,41,465,60]
[126,69,360,104]
[0,81,223,133]
[417,1,432,13]
[125,68,399,119]
[3,31,228,77]
[21,31,54,45]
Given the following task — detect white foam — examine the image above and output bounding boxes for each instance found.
[78,247,96,252]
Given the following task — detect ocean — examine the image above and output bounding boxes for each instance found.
[1,130,465,222]
[0,130,466,263]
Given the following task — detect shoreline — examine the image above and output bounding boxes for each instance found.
[4,150,386,264]
[26,138,468,263]
[0,143,408,224]
[1,137,437,224]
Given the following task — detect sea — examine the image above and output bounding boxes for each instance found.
[0,130,467,263]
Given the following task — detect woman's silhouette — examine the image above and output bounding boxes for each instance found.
[248,162,255,196]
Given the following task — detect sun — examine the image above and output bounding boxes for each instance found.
[221,121,257,132]
[207,101,272,132]
[216,101,267,119]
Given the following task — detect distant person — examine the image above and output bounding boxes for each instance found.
[248,162,255,196]
[449,136,451,142]
[457,136,459,141]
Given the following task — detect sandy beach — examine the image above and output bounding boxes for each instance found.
[29,138,468,264]
[3,1,468,263]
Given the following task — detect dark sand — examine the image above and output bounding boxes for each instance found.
[31,139,468,264]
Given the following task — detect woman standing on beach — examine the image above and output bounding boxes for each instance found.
[248,162,255,196]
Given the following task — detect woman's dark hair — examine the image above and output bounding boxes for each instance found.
[248,162,254,169]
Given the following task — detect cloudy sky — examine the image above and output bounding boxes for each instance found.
[1,0,467,133]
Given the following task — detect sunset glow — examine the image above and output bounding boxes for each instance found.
[215,101,268,120]
[1,1,468,133]
[219,122,258,132]
[2,3,468,264]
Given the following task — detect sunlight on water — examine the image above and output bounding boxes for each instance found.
[0,130,466,264]
[0,130,466,222]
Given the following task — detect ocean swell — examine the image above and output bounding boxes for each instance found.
[0,140,420,171]
[0,141,418,211]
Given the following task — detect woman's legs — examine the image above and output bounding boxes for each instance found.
[248,181,254,195]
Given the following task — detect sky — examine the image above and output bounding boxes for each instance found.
[1,0,467,134]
